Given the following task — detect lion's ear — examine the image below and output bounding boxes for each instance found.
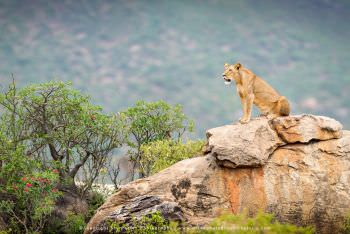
[235,63,242,70]
[224,63,229,68]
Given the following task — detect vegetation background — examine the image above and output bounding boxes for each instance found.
[0,0,350,137]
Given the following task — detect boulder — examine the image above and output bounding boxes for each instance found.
[269,114,343,143]
[206,117,283,168]
[264,132,350,232]
[90,195,185,232]
[206,115,342,168]
[85,115,350,234]
[85,156,225,234]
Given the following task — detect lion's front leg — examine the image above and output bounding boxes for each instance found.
[238,96,248,123]
[239,94,254,124]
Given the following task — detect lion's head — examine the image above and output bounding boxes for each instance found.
[222,62,241,85]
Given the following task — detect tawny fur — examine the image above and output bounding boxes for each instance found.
[222,63,290,123]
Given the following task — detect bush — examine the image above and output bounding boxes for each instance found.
[43,191,105,234]
[0,133,61,234]
[140,139,205,175]
[109,211,169,234]
[86,191,105,221]
[63,212,86,234]
[201,211,314,234]
[341,212,350,234]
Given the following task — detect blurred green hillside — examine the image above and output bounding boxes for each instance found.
[0,0,349,137]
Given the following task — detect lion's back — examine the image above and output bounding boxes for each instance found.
[253,76,281,103]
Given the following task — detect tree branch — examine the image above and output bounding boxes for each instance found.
[68,151,91,178]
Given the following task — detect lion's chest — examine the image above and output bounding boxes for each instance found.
[236,84,246,98]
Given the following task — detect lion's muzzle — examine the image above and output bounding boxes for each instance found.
[222,74,231,85]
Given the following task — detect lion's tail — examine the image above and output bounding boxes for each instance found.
[278,96,290,116]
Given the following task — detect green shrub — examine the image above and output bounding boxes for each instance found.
[341,212,350,234]
[200,211,314,234]
[42,216,64,234]
[140,139,205,175]
[109,211,169,234]
[0,171,61,234]
[87,191,105,221]
[0,132,62,234]
[63,212,86,234]
[43,191,105,234]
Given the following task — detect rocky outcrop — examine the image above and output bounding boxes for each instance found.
[85,115,350,234]
[207,115,343,168]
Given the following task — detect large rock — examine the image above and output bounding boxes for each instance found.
[264,133,350,231]
[269,114,343,143]
[206,118,283,168]
[90,195,185,232]
[85,115,350,234]
[206,115,342,168]
[85,156,226,234]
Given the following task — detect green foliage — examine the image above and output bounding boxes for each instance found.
[43,191,105,234]
[63,212,86,234]
[122,100,194,146]
[140,139,205,175]
[0,81,127,193]
[0,81,127,233]
[42,216,64,234]
[341,212,350,234]
[200,211,314,234]
[109,211,169,234]
[44,212,86,234]
[86,191,106,221]
[121,100,194,179]
[0,133,61,234]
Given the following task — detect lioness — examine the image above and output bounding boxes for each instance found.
[222,63,290,123]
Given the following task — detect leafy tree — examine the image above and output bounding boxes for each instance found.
[0,81,127,193]
[140,139,205,176]
[120,100,194,179]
